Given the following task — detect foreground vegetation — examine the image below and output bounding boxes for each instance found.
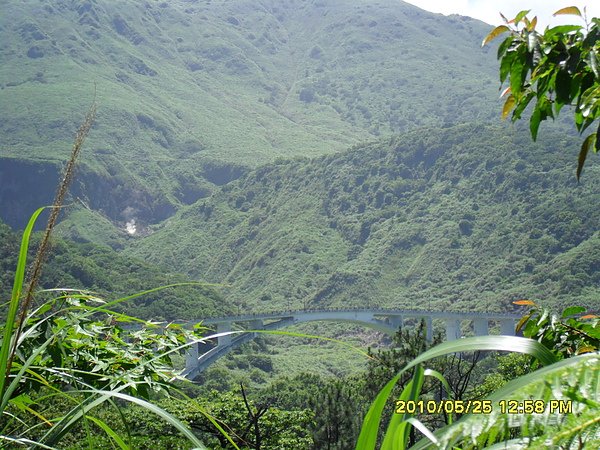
[3,264,597,448]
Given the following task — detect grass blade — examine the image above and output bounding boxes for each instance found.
[88,391,207,449]
[381,365,424,450]
[42,388,208,449]
[85,415,130,450]
[410,353,599,449]
[357,336,557,449]
[0,436,58,449]
[0,207,47,397]
[423,368,453,425]
[405,418,438,446]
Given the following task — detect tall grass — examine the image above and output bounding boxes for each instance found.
[0,104,221,448]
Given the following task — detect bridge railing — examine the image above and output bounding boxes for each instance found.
[200,307,521,324]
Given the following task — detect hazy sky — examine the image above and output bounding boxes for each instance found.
[403,1,600,29]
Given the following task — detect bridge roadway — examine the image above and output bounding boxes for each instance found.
[184,308,521,380]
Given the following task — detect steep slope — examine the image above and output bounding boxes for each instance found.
[0,219,227,321]
[1,0,500,229]
[127,123,600,314]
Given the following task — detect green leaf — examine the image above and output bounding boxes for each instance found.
[85,416,130,450]
[530,106,542,140]
[545,25,583,37]
[511,91,534,120]
[0,206,47,399]
[510,54,525,97]
[512,10,531,26]
[562,306,586,318]
[500,50,515,84]
[555,70,572,104]
[553,6,582,17]
[577,132,596,181]
[497,36,513,60]
[575,109,584,131]
[482,25,510,47]
[589,51,600,79]
[581,117,596,133]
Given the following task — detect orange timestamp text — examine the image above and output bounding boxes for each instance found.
[394,399,573,415]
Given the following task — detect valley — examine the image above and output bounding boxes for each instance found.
[1,1,599,448]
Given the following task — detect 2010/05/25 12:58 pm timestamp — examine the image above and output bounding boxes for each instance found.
[394,399,573,415]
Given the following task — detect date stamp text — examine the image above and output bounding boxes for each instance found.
[394,399,573,415]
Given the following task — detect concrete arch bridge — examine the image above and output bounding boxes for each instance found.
[184,308,520,380]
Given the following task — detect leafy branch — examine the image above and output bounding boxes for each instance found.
[483,6,600,179]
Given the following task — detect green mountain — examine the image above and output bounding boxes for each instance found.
[4,0,598,321]
[127,123,600,314]
[1,0,500,229]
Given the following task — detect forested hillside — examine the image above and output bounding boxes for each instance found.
[1,0,499,229]
[128,123,600,314]
[0,220,226,320]
[2,0,598,322]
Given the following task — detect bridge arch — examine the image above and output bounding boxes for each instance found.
[184,308,519,380]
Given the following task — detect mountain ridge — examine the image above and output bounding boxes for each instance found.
[1,0,500,229]
[126,122,600,314]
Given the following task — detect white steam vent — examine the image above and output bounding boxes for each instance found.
[125,219,136,235]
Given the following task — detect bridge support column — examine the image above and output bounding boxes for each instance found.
[388,315,403,331]
[425,316,433,342]
[185,341,199,372]
[217,322,232,346]
[445,319,460,341]
[500,319,514,336]
[473,319,488,337]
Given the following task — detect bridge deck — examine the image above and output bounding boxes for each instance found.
[184,308,521,379]
[201,308,521,325]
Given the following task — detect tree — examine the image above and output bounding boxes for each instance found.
[483,6,600,179]
[180,387,314,449]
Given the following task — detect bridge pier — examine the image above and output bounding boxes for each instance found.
[249,319,264,330]
[217,322,232,346]
[500,319,514,336]
[473,318,488,337]
[425,316,433,342]
[387,315,403,331]
[185,339,217,372]
[445,319,460,341]
[185,341,199,372]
